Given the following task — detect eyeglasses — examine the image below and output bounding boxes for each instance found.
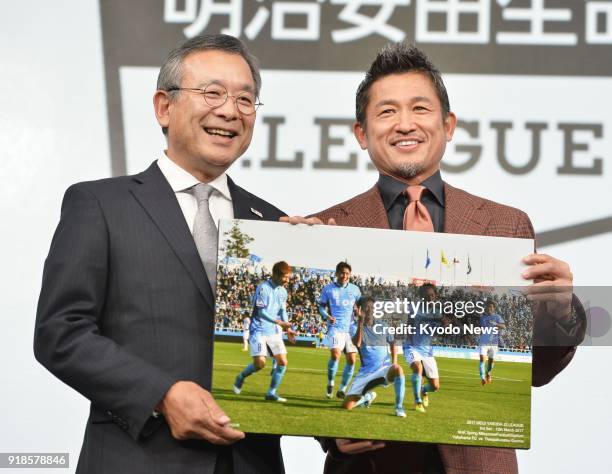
[167,83,262,115]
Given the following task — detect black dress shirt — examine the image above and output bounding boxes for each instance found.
[377,171,445,232]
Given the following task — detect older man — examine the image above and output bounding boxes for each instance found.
[35,35,285,474]
[286,42,584,474]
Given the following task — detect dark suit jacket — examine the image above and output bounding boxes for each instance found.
[313,182,582,474]
[35,162,286,474]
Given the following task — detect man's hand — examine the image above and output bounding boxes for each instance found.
[522,253,573,323]
[335,438,385,455]
[522,253,573,285]
[287,327,297,343]
[277,320,292,330]
[279,216,337,226]
[328,315,336,325]
[157,381,244,444]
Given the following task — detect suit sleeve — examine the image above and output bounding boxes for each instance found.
[514,211,586,387]
[34,184,178,440]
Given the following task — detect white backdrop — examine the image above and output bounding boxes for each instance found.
[1,1,611,473]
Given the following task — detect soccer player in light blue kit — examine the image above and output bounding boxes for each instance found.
[233,261,296,402]
[344,296,406,417]
[318,261,361,398]
[405,284,447,413]
[479,299,505,385]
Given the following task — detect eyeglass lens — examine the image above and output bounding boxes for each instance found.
[202,84,257,115]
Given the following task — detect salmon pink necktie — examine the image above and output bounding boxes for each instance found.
[403,185,434,232]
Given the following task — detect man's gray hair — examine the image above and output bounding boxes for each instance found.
[157,34,261,96]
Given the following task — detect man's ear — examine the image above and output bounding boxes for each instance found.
[444,111,457,142]
[153,90,172,130]
[353,122,368,150]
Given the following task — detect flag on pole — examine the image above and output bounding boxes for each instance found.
[467,255,472,274]
[452,256,460,266]
[440,250,449,267]
[425,249,431,269]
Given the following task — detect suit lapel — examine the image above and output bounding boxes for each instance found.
[228,176,265,220]
[340,186,390,229]
[333,182,492,236]
[130,162,215,311]
[444,182,491,236]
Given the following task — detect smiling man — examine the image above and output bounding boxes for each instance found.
[35,35,285,474]
[308,42,583,474]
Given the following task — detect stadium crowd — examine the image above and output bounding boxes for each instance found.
[216,264,533,351]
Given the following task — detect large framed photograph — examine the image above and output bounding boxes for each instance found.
[212,219,534,448]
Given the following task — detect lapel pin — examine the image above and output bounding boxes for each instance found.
[250,207,263,218]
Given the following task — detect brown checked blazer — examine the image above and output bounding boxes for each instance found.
[314,182,579,474]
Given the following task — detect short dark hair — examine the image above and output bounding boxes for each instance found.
[157,34,261,135]
[355,42,450,127]
[419,283,437,298]
[272,261,292,278]
[359,295,375,309]
[336,261,352,273]
[485,299,496,308]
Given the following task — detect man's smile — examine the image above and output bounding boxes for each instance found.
[390,136,423,151]
[203,127,238,138]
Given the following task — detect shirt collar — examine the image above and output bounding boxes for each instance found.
[376,170,445,210]
[157,153,232,201]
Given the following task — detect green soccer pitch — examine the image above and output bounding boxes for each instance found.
[212,341,531,449]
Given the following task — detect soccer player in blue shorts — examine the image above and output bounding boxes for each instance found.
[478,299,505,385]
[233,261,296,402]
[405,284,448,413]
[344,296,406,417]
[318,261,362,399]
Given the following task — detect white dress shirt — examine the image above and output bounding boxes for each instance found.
[157,153,234,233]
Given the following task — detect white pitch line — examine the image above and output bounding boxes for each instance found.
[440,368,525,382]
[217,363,525,382]
[218,363,328,374]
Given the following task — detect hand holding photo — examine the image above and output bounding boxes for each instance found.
[213,219,534,448]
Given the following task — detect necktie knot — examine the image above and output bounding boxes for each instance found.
[406,185,426,202]
[192,183,215,204]
[403,185,434,232]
